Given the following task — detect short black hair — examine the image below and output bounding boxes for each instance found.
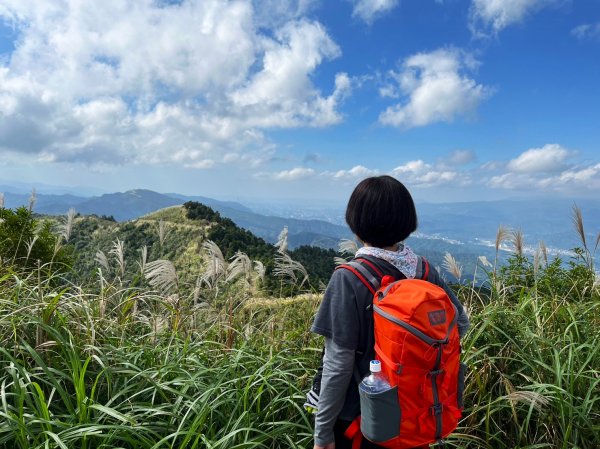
[345,175,417,248]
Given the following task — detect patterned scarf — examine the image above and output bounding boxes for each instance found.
[355,243,419,279]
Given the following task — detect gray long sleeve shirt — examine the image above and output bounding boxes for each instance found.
[311,256,470,446]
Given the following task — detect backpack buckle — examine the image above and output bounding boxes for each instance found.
[430,404,444,416]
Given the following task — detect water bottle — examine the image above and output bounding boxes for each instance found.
[360,360,391,393]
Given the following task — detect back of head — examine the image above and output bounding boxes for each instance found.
[345,175,417,248]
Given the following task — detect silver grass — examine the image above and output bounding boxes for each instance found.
[158,220,170,247]
[505,390,550,412]
[227,251,252,283]
[137,245,148,274]
[442,252,462,281]
[533,247,541,277]
[274,251,309,287]
[493,225,509,274]
[511,229,524,257]
[334,256,349,266]
[335,239,359,265]
[339,238,359,255]
[495,225,508,253]
[276,226,289,253]
[28,188,36,212]
[26,236,39,260]
[478,255,492,268]
[53,237,62,257]
[95,250,109,270]
[192,274,203,303]
[145,259,179,294]
[110,239,126,278]
[595,232,600,253]
[253,260,266,282]
[201,240,226,283]
[540,240,548,266]
[571,204,587,250]
[60,208,76,243]
[0,192,4,208]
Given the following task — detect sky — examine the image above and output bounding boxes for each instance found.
[0,0,599,204]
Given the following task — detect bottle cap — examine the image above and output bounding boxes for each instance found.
[370,360,381,373]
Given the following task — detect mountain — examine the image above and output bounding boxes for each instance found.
[2,188,352,249]
[4,183,596,279]
[3,191,89,215]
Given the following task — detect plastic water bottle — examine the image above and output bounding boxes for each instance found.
[360,360,391,393]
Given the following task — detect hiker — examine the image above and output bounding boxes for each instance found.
[309,175,470,449]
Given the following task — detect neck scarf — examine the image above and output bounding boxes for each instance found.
[355,243,419,279]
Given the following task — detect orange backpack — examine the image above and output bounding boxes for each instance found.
[337,258,465,449]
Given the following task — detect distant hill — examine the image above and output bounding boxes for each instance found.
[4,184,596,281]
[2,188,352,250]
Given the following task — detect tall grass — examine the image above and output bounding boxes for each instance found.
[0,267,316,449]
[1,207,599,448]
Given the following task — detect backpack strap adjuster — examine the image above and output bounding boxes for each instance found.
[430,403,444,416]
[428,369,445,377]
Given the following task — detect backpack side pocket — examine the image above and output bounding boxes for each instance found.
[359,386,400,443]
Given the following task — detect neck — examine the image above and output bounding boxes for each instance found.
[363,243,400,251]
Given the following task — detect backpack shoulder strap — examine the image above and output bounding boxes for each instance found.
[335,259,381,295]
[422,257,430,281]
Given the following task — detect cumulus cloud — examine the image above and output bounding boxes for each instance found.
[391,160,466,187]
[379,48,492,129]
[352,0,400,24]
[469,0,558,36]
[0,1,347,168]
[488,164,600,192]
[571,22,600,40]
[487,144,600,193]
[506,144,573,173]
[545,164,600,189]
[332,165,379,180]
[272,167,316,180]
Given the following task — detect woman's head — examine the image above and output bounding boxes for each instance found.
[345,175,417,248]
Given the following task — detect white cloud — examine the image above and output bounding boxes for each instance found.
[332,165,379,180]
[506,144,573,173]
[547,163,600,189]
[273,167,316,180]
[391,160,465,187]
[352,0,400,24]
[571,22,600,40]
[488,163,600,192]
[486,144,600,193]
[0,1,346,168]
[469,0,558,35]
[379,48,491,129]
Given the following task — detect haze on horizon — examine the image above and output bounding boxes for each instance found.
[0,0,599,203]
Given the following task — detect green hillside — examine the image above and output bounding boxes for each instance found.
[67,202,336,296]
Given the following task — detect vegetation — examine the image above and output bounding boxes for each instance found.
[0,206,72,274]
[0,203,598,448]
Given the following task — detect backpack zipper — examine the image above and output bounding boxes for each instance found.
[373,305,454,346]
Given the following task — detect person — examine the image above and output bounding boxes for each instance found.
[311,175,470,449]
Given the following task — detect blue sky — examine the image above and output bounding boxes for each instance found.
[0,0,599,203]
